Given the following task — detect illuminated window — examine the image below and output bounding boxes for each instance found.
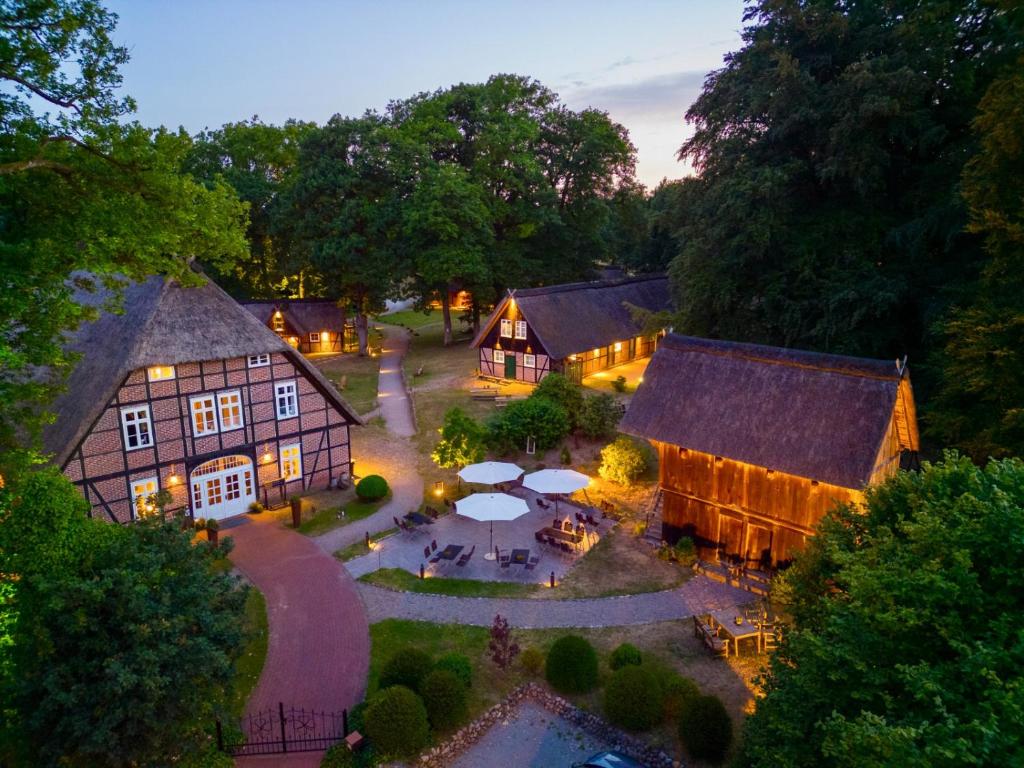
[280,443,302,479]
[247,354,270,368]
[190,396,217,436]
[120,406,153,450]
[592,348,601,359]
[130,476,158,517]
[523,353,536,368]
[321,331,331,341]
[492,349,505,364]
[514,320,527,340]
[500,319,512,338]
[272,312,285,332]
[217,390,243,431]
[147,365,175,382]
[275,381,298,419]
[613,342,622,352]
[309,332,320,343]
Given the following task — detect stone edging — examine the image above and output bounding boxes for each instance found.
[415,683,680,768]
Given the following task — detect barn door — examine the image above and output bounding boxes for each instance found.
[564,359,583,384]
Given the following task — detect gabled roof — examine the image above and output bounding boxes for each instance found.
[471,274,671,359]
[43,273,361,467]
[240,299,347,335]
[620,334,918,489]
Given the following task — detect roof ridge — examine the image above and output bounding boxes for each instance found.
[513,273,665,298]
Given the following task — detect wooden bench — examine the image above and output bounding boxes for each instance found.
[693,615,729,657]
[471,387,500,400]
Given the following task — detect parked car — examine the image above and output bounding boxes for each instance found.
[573,751,646,768]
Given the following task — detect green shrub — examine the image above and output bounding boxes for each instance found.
[611,375,627,393]
[533,373,584,427]
[348,700,369,734]
[545,635,599,693]
[431,407,486,469]
[604,665,664,731]
[419,669,468,731]
[320,742,354,767]
[609,643,642,670]
[520,647,544,676]
[356,474,389,501]
[363,686,429,758]
[378,648,433,692]
[598,436,649,485]
[247,501,264,514]
[435,652,472,688]
[679,694,733,764]
[579,393,621,439]
[486,397,569,452]
[661,673,700,721]
[673,537,697,567]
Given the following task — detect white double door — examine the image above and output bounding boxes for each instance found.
[190,455,256,521]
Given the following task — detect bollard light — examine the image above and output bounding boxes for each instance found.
[420,563,425,579]
[550,571,556,589]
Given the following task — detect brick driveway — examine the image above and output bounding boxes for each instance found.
[227,513,370,767]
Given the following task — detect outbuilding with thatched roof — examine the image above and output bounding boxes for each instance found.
[44,273,361,524]
[620,334,919,568]
[241,298,356,354]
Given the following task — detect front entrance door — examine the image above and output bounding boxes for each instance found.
[504,352,517,379]
[190,455,256,520]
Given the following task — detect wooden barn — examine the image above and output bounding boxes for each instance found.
[44,274,362,523]
[620,334,919,568]
[241,299,357,354]
[471,275,671,384]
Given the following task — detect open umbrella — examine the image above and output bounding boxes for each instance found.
[455,492,530,556]
[457,461,524,486]
[522,469,590,513]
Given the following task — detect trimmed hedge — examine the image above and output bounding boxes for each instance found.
[419,669,468,731]
[609,643,642,670]
[355,474,389,501]
[363,686,429,759]
[661,673,700,721]
[545,635,599,694]
[320,742,354,767]
[435,652,472,689]
[604,665,664,731]
[679,694,733,764]
[379,648,433,693]
[520,647,545,676]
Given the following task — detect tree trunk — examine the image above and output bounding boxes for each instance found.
[471,298,481,334]
[355,313,369,356]
[441,289,453,347]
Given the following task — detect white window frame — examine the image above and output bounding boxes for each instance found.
[189,395,218,436]
[217,389,244,432]
[309,332,320,343]
[280,443,302,480]
[272,314,285,332]
[130,476,159,516]
[120,405,153,450]
[147,365,175,382]
[492,348,505,364]
[275,380,298,419]
[523,353,536,368]
[500,318,512,338]
[247,354,270,368]
[514,320,527,340]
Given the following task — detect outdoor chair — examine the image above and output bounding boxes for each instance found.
[429,548,443,564]
[535,531,544,543]
[762,626,781,652]
[559,542,572,555]
[552,517,560,528]
[575,511,585,523]
[457,546,475,567]
[499,550,511,568]
[393,516,402,528]
[562,520,574,532]
[585,512,599,526]
[525,555,540,571]
[423,546,431,559]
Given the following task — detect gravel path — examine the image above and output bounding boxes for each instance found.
[357,574,748,629]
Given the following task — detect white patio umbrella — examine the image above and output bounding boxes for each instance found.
[457,461,524,486]
[455,492,530,557]
[522,469,591,513]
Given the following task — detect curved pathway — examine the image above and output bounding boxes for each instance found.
[357,576,748,629]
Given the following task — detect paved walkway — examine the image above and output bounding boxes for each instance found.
[375,323,416,437]
[227,514,370,768]
[357,574,748,629]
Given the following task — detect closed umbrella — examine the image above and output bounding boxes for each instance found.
[457,461,524,486]
[455,492,530,557]
[522,469,590,513]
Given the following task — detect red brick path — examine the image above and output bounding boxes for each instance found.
[227,513,370,767]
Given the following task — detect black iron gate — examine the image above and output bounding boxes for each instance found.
[218,702,348,756]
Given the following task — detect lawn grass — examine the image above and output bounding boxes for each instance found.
[228,587,269,718]
[294,496,389,537]
[334,527,399,562]
[311,351,381,415]
[359,567,543,597]
[378,308,445,330]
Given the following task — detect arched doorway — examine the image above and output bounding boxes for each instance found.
[190,454,255,521]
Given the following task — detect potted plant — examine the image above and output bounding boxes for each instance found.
[247,500,265,515]
[193,517,207,536]
[205,517,220,546]
[289,496,303,528]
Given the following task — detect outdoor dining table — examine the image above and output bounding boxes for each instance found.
[436,544,464,562]
[538,526,582,544]
[405,511,434,526]
[709,608,762,657]
[510,548,530,565]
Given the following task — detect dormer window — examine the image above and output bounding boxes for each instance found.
[272,311,285,332]
[147,365,175,382]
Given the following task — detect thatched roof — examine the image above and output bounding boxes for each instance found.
[43,274,361,467]
[241,299,347,335]
[472,275,671,359]
[620,334,917,489]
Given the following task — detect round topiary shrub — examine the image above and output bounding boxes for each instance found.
[678,694,733,764]
[661,673,700,721]
[609,642,642,670]
[355,474,389,501]
[419,669,468,731]
[435,652,472,688]
[379,648,433,692]
[604,665,664,731]
[320,742,354,767]
[545,635,599,694]
[363,686,429,759]
[520,647,545,677]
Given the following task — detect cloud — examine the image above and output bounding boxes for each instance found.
[563,70,708,120]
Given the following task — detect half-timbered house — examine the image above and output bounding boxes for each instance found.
[44,274,362,523]
[241,299,356,354]
[621,334,919,568]
[471,275,671,384]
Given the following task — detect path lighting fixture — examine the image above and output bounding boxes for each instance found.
[420,564,425,579]
[550,571,556,589]
[433,480,444,497]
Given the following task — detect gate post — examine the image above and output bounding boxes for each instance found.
[279,702,288,753]
[343,708,349,737]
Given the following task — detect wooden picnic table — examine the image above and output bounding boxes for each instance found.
[709,608,762,656]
